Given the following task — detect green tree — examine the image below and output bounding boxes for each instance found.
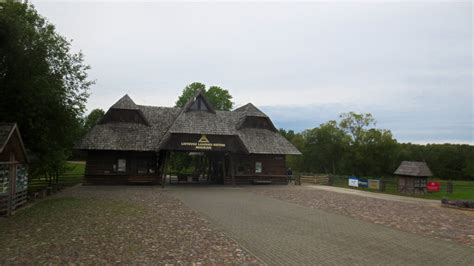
[175,82,233,111]
[175,82,206,108]
[0,2,93,183]
[339,112,376,143]
[338,112,397,176]
[206,86,233,111]
[83,108,105,133]
[303,121,350,174]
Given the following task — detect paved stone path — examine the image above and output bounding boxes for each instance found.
[305,185,440,205]
[171,186,474,265]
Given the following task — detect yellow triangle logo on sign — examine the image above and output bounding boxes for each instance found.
[198,134,210,143]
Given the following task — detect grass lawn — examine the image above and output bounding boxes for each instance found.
[28,161,85,192]
[330,176,474,201]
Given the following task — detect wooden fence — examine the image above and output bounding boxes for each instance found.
[0,190,28,216]
[298,174,330,185]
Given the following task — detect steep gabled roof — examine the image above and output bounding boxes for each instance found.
[77,106,180,151]
[76,94,301,155]
[0,124,14,151]
[168,111,239,135]
[183,90,216,114]
[394,161,433,177]
[0,123,29,162]
[234,103,277,131]
[237,128,301,155]
[103,94,150,126]
[110,94,138,110]
[234,103,267,117]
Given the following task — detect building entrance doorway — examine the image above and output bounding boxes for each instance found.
[164,151,228,185]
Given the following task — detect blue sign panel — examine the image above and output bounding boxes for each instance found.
[358,178,368,188]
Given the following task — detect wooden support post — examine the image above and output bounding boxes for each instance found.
[230,154,236,186]
[206,155,211,182]
[222,154,226,183]
[161,151,170,188]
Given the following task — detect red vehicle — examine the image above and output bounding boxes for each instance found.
[427,181,441,192]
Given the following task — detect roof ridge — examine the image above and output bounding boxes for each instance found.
[111,94,138,110]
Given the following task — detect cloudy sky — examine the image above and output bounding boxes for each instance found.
[34,1,472,144]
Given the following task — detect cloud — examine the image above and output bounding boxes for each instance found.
[33,1,473,144]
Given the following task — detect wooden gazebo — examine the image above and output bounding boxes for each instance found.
[0,123,29,216]
[394,161,433,195]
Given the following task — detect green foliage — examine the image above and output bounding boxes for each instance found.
[302,121,350,174]
[83,108,105,133]
[175,82,206,108]
[175,82,233,111]
[206,86,233,111]
[281,112,473,180]
[0,2,93,180]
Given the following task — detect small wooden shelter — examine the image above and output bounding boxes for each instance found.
[394,161,433,195]
[0,123,29,216]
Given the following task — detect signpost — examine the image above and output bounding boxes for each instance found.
[358,178,368,188]
[368,179,380,190]
[348,176,359,187]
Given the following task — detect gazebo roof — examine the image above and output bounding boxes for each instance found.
[394,161,433,177]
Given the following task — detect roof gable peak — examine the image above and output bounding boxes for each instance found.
[183,90,216,114]
[234,103,267,117]
[111,94,138,110]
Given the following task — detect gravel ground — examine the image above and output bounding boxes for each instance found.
[247,185,474,248]
[0,185,261,265]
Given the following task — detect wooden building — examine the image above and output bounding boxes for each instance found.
[394,161,433,195]
[0,123,29,216]
[76,91,301,185]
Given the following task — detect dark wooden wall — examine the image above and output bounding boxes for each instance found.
[225,154,287,185]
[101,109,147,125]
[84,150,160,184]
[239,117,275,131]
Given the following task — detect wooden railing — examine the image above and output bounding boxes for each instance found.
[298,174,330,185]
[0,190,28,216]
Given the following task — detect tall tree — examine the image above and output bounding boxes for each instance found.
[175,82,206,108]
[175,82,233,111]
[0,2,93,182]
[303,121,350,174]
[83,108,105,133]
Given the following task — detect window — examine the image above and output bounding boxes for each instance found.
[117,159,127,172]
[255,162,262,174]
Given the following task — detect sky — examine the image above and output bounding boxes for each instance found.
[33,0,473,144]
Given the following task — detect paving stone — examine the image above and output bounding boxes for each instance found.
[172,186,474,266]
[249,185,474,248]
[0,186,261,265]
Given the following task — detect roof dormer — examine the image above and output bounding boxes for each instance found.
[100,95,149,125]
[234,103,277,131]
[183,90,216,114]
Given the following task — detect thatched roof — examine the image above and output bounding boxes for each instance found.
[76,94,301,155]
[77,106,180,151]
[394,161,433,177]
[110,94,138,110]
[234,103,268,118]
